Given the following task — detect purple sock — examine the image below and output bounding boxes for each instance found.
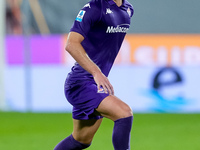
[54,134,90,150]
[112,116,133,150]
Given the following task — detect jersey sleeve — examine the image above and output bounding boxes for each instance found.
[70,0,102,38]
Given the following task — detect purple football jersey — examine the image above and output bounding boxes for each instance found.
[68,0,134,80]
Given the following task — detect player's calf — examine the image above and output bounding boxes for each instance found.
[112,116,133,150]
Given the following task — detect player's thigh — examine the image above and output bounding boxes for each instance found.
[72,118,102,144]
[96,95,133,121]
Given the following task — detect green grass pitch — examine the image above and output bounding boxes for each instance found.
[0,112,200,150]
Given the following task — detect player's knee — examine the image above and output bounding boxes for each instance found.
[122,104,133,118]
[114,103,133,120]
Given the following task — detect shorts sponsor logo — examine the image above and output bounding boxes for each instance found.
[97,87,105,93]
[76,10,86,22]
[106,24,130,33]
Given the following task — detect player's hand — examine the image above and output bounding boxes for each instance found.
[93,71,114,95]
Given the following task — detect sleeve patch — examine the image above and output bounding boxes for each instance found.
[76,10,86,22]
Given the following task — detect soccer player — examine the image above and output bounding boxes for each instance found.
[54,0,134,149]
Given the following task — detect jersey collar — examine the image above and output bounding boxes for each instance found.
[106,0,125,7]
[106,0,116,5]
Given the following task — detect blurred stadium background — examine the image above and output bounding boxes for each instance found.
[0,0,200,150]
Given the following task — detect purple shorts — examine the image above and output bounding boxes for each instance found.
[64,79,109,120]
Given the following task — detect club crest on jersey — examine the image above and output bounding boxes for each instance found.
[84,3,91,8]
[76,10,86,22]
[127,7,131,17]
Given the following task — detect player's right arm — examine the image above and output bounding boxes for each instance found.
[65,31,114,95]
